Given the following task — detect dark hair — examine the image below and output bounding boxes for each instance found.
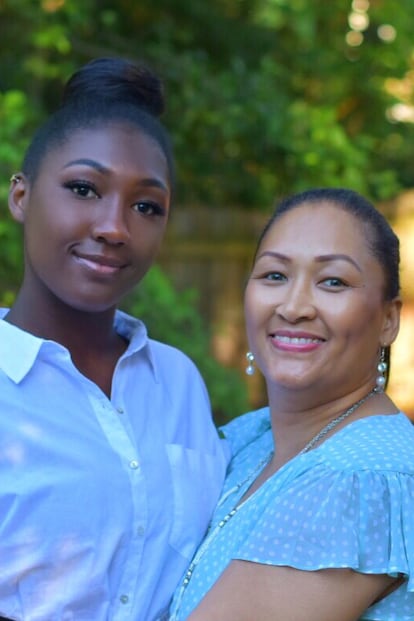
[257,187,400,300]
[255,187,400,389]
[21,57,174,184]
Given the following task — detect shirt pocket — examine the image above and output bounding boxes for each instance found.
[166,444,226,560]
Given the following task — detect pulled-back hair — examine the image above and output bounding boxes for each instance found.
[254,187,401,388]
[257,187,400,301]
[22,57,174,184]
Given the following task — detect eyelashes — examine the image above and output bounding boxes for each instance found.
[63,180,99,199]
[263,272,286,282]
[62,180,166,217]
[321,277,348,288]
[256,271,350,290]
[132,202,166,216]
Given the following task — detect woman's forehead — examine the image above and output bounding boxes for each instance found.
[39,124,169,178]
[257,203,383,269]
[263,203,363,244]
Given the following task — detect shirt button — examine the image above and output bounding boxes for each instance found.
[136,525,145,537]
[120,594,129,604]
[116,406,124,414]
[129,460,139,469]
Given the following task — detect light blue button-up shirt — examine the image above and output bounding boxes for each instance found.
[0,309,229,621]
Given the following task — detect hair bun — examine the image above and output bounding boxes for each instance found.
[62,57,165,118]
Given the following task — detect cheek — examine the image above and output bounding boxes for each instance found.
[243,283,269,342]
[243,287,255,342]
[130,216,167,247]
[244,281,277,315]
[327,295,384,341]
[243,283,258,323]
[24,219,64,263]
[131,230,166,267]
[25,201,73,241]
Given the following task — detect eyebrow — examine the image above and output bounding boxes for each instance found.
[316,254,362,272]
[62,158,169,191]
[257,251,362,272]
[63,158,109,174]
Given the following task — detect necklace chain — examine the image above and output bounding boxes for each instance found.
[298,387,379,454]
[169,451,274,619]
[169,386,379,619]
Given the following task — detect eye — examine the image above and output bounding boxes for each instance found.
[63,180,99,199]
[321,277,348,288]
[132,201,165,216]
[264,271,287,282]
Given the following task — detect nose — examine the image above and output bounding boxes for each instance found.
[91,198,129,246]
[275,278,317,323]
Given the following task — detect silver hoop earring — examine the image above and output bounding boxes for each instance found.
[376,347,388,391]
[245,351,255,376]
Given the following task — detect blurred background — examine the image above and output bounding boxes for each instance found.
[0,0,413,422]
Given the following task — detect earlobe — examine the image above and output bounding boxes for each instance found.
[381,297,402,346]
[8,172,29,223]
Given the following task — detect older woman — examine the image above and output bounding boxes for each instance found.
[170,188,414,621]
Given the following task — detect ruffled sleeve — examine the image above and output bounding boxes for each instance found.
[234,461,414,619]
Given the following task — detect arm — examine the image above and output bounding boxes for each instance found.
[188,559,397,621]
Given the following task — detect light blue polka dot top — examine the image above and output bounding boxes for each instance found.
[170,408,414,620]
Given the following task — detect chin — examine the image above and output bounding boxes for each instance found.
[57,287,128,313]
[59,295,120,314]
[265,371,315,391]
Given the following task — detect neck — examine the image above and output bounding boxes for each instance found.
[298,387,379,454]
[266,383,394,468]
[5,285,119,354]
[6,285,128,398]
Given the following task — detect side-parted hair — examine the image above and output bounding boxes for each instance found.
[254,188,401,389]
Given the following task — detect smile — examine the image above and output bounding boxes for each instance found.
[73,254,127,275]
[270,333,325,353]
[274,335,323,345]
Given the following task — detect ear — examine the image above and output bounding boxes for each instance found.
[380,296,402,347]
[8,173,29,223]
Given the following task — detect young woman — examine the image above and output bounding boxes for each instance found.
[0,57,228,621]
[170,188,414,621]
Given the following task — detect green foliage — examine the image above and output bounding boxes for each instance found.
[1,0,414,211]
[0,0,413,409]
[121,265,249,424]
[0,90,30,296]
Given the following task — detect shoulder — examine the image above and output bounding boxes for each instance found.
[320,413,414,475]
[148,336,198,365]
[147,338,209,394]
[234,417,414,579]
[0,311,45,383]
[116,309,203,376]
[219,408,272,456]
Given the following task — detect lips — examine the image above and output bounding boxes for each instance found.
[270,331,325,352]
[274,335,323,345]
[73,252,128,274]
